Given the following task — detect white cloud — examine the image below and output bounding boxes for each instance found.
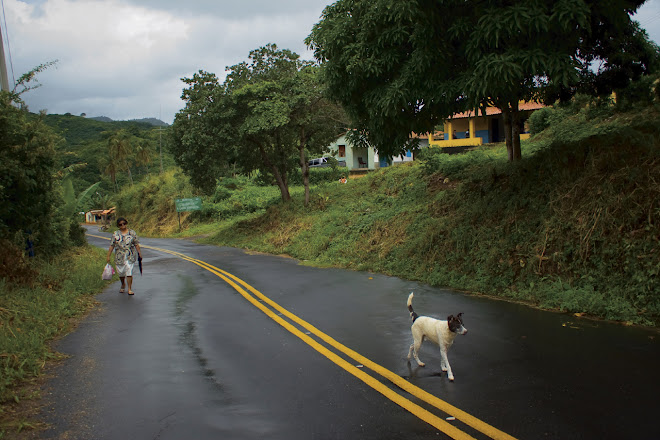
[4,0,659,124]
[6,0,329,122]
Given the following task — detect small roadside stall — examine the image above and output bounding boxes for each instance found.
[85,207,116,230]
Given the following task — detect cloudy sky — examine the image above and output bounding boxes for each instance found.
[3,0,660,124]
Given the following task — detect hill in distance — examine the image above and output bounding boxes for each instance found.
[88,116,169,126]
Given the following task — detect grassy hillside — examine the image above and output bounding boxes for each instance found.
[34,113,176,196]
[119,105,660,326]
[42,113,152,146]
[0,245,109,434]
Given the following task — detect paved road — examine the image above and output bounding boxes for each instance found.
[37,226,659,439]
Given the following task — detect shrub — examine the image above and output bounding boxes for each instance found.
[68,218,87,247]
[528,107,554,134]
[288,165,344,185]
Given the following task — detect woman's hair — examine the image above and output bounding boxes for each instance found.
[116,217,128,227]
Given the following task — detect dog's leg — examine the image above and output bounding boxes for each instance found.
[440,348,454,381]
[411,337,425,367]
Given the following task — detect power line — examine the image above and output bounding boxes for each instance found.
[637,10,660,27]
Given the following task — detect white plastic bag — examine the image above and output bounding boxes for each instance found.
[102,263,115,280]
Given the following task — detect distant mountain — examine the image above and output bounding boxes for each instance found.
[88,116,169,126]
[38,112,176,193]
[128,117,169,127]
[42,114,159,147]
[89,116,114,123]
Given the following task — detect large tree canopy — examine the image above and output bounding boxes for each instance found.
[0,88,71,255]
[169,45,347,201]
[168,70,226,193]
[307,0,656,161]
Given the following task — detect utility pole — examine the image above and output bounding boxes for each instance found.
[159,105,164,174]
[0,21,10,91]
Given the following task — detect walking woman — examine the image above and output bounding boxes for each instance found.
[107,217,142,295]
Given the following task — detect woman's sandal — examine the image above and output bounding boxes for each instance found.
[119,288,125,293]
[128,291,135,296]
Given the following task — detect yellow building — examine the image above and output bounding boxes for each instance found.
[429,102,546,148]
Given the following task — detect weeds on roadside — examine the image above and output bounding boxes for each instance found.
[110,102,660,326]
[0,245,108,433]
[200,106,660,325]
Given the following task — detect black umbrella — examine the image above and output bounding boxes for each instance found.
[138,256,143,275]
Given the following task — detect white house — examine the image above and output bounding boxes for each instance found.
[326,101,544,172]
[327,133,429,172]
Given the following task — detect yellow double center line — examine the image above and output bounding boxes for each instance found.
[92,234,517,440]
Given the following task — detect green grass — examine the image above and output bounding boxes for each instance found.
[191,106,660,326]
[0,245,110,435]
[114,104,660,326]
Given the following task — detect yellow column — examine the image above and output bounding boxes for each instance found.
[429,132,434,143]
[469,119,476,138]
[445,121,453,140]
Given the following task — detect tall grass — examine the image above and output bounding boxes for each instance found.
[108,104,659,325]
[199,105,660,325]
[113,170,309,236]
[0,245,108,433]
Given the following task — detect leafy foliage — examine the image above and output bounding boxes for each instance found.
[112,170,196,235]
[195,104,660,325]
[41,113,167,194]
[0,246,107,410]
[0,91,68,256]
[307,0,657,161]
[169,45,347,202]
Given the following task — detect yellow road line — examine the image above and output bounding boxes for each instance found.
[90,234,517,440]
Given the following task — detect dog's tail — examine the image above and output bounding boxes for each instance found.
[407,292,418,322]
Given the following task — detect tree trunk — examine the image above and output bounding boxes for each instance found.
[502,109,514,162]
[257,142,290,201]
[126,165,134,186]
[298,127,310,206]
[511,100,522,161]
[273,170,290,202]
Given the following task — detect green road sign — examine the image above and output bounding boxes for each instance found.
[175,197,202,212]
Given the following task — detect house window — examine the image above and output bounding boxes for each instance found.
[338,145,346,157]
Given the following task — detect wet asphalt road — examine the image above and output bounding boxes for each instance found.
[37,226,659,440]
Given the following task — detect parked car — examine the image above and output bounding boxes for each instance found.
[309,157,330,167]
[308,157,347,167]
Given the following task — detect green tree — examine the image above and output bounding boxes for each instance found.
[107,129,134,186]
[288,65,347,205]
[170,45,347,203]
[168,70,226,194]
[103,157,119,192]
[222,45,301,201]
[307,0,655,161]
[0,88,66,255]
[135,139,154,175]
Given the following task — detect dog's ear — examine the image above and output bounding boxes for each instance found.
[447,315,454,322]
[457,313,463,319]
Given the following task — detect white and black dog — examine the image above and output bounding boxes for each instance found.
[406,292,467,381]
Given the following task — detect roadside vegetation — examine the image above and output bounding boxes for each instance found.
[0,245,109,436]
[2,2,657,437]
[114,99,660,327]
[0,70,111,437]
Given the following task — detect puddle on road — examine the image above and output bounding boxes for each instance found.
[174,275,199,317]
[174,276,228,397]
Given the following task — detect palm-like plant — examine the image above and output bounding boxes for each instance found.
[103,159,119,192]
[108,130,134,186]
[135,139,154,175]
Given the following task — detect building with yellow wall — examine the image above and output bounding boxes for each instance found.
[429,102,546,148]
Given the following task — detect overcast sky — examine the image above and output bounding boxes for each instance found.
[3,0,660,124]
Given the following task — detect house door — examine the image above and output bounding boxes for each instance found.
[490,117,500,143]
